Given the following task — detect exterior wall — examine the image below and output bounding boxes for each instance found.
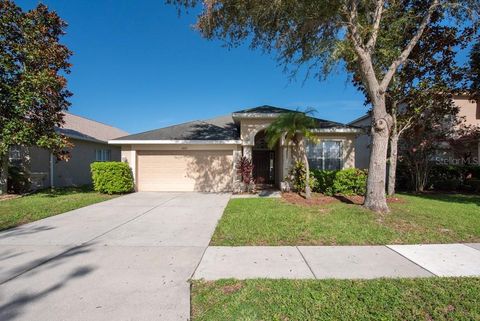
[25,139,121,189]
[455,96,480,127]
[240,118,275,145]
[27,147,51,189]
[349,116,371,169]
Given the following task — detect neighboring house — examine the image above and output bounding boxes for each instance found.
[110,106,362,192]
[9,113,128,190]
[349,94,480,169]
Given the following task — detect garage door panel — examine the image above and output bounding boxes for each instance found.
[136,150,233,192]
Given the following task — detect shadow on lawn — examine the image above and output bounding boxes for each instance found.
[403,192,480,206]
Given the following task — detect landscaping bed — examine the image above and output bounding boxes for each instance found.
[0,186,117,230]
[282,192,404,206]
[210,193,480,245]
[191,278,480,321]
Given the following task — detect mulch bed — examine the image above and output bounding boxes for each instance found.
[282,192,405,206]
[0,194,21,202]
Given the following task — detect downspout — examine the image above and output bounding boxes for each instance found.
[50,153,54,189]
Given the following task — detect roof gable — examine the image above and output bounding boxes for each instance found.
[57,113,129,143]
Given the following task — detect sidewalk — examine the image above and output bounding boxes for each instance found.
[193,243,480,280]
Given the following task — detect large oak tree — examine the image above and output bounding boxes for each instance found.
[0,0,72,194]
[169,0,479,212]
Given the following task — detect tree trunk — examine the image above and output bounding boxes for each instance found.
[364,98,391,213]
[387,135,399,196]
[303,150,312,199]
[0,153,7,195]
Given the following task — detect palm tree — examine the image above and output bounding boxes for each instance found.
[265,108,317,199]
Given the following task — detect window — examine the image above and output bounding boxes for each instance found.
[306,140,343,170]
[9,146,22,161]
[95,149,111,162]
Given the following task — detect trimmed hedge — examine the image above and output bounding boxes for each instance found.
[90,162,134,194]
[312,168,367,196]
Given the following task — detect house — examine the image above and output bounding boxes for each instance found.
[349,94,480,169]
[109,106,362,192]
[9,113,128,190]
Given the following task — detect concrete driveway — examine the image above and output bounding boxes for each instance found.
[0,192,230,321]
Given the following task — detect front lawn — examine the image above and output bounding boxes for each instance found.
[0,186,117,230]
[191,278,480,321]
[211,193,480,245]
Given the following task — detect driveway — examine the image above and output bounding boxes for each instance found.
[0,192,230,321]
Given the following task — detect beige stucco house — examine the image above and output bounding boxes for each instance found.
[9,113,128,190]
[349,94,480,168]
[110,106,362,192]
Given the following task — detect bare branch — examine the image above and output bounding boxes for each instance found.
[366,0,384,52]
[398,116,415,136]
[380,0,441,92]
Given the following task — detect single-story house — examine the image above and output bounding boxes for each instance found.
[9,112,128,190]
[110,106,362,192]
[349,94,480,168]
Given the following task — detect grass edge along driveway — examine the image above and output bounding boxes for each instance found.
[0,186,117,231]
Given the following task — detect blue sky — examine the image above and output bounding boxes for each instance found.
[17,0,370,134]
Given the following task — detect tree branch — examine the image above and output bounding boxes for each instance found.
[366,0,384,52]
[346,0,364,51]
[380,0,440,92]
[398,116,415,136]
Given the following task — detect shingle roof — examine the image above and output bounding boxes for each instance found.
[57,113,129,143]
[113,105,359,141]
[233,105,297,114]
[114,115,239,141]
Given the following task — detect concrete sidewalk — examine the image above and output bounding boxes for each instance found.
[193,244,480,280]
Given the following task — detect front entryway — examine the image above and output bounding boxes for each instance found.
[252,150,275,184]
[252,130,276,185]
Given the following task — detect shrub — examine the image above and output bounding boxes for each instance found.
[90,162,134,194]
[427,164,480,192]
[286,161,316,193]
[311,169,336,195]
[332,168,367,196]
[311,168,367,196]
[236,156,255,192]
[7,165,30,194]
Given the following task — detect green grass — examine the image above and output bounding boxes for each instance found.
[0,186,117,230]
[211,193,480,245]
[191,278,480,321]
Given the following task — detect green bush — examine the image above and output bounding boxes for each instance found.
[332,168,367,196]
[311,169,336,195]
[312,168,367,196]
[7,165,30,194]
[90,162,134,194]
[287,161,316,193]
[428,165,480,191]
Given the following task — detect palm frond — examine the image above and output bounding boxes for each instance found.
[265,108,317,148]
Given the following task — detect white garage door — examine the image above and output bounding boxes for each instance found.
[136,150,233,192]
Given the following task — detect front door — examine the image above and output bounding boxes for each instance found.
[252,150,275,184]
